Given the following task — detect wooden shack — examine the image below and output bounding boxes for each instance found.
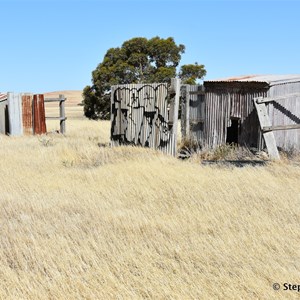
[182,75,300,151]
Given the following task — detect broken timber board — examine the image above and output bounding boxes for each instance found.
[263,124,300,132]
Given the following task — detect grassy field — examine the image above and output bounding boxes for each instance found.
[0,103,299,299]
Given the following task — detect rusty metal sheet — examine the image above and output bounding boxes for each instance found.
[22,94,33,135]
[33,94,47,135]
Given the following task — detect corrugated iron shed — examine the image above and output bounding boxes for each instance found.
[199,75,300,150]
[206,74,300,86]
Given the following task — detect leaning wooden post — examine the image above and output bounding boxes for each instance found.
[253,97,280,159]
[59,94,66,134]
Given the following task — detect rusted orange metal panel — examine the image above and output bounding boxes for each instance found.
[22,94,33,135]
[33,94,47,134]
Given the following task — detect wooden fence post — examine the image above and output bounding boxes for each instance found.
[169,78,181,156]
[59,94,66,134]
[180,85,191,140]
[185,85,190,139]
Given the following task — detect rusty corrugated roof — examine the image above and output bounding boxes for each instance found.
[206,74,300,86]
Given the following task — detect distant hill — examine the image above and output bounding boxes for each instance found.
[43,90,83,107]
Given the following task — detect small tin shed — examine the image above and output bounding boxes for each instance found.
[0,93,48,136]
[189,75,300,151]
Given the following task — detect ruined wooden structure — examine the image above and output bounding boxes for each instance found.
[110,75,300,158]
[110,79,180,156]
[181,75,300,158]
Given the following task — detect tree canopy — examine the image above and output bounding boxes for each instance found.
[83,36,206,119]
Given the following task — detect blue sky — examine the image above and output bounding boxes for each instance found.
[1,0,299,93]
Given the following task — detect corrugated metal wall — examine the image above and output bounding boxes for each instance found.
[22,94,33,135]
[267,82,300,150]
[182,82,268,149]
[181,84,205,144]
[111,83,178,155]
[0,93,47,136]
[204,86,267,148]
[8,92,23,136]
[33,94,47,134]
[181,80,300,151]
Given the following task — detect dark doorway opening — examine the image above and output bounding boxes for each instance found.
[226,118,240,144]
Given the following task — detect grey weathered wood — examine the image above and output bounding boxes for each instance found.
[0,99,8,134]
[7,92,23,136]
[59,94,66,134]
[185,85,190,139]
[46,116,67,120]
[170,78,180,156]
[254,97,280,159]
[263,124,300,132]
[256,93,300,104]
[190,119,205,124]
[189,91,205,95]
[44,95,66,134]
[44,98,66,102]
[110,82,175,154]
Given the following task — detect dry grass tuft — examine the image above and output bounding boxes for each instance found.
[0,119,299,299]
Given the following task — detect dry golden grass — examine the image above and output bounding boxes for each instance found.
[0,116,299,299]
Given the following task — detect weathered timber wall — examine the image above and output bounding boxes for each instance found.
[111,81,180,156]
[181,84,205,144]
[204,84,267,149]
[267,82,300,150]
[181,80,300,151]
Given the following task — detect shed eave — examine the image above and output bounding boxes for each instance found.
[205,74,300,86]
